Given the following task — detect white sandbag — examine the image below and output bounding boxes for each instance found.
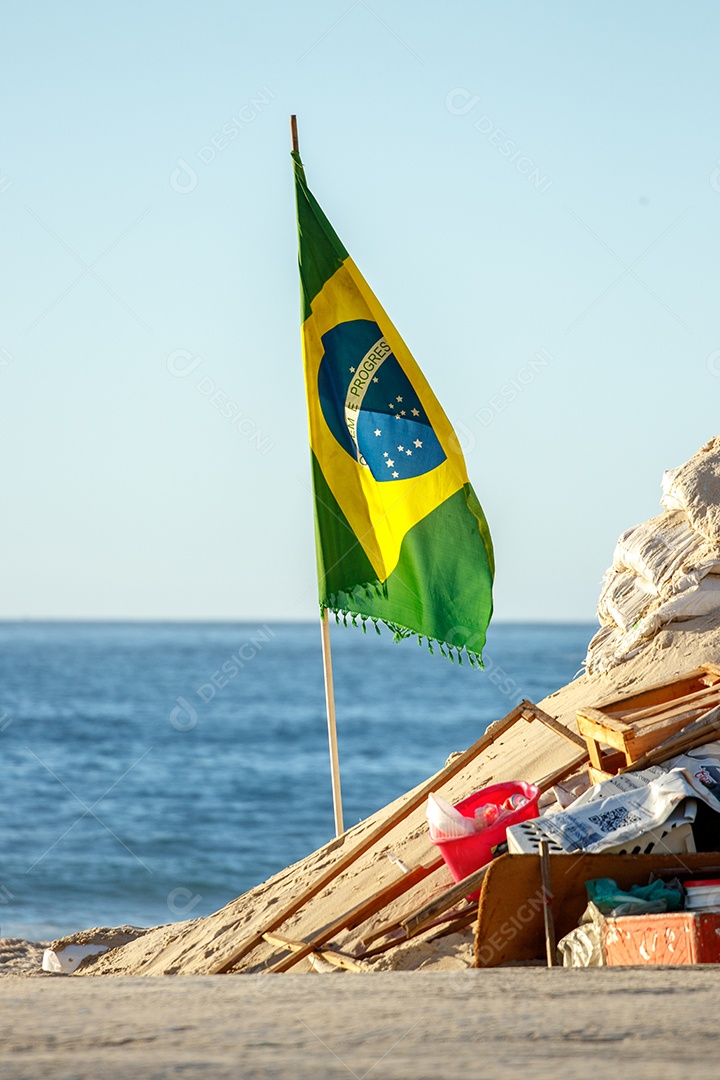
[586,576,720,673]
[585,437,720,676]
[596,568,657,631]
[585,624,630,675]
[661,436,720,544]
[612,511,720,593]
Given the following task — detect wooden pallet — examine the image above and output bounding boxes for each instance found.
[577,664,720,782]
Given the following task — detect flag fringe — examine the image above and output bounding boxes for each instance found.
[322,602,485,668]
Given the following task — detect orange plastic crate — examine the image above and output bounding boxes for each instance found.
[604,910,720,966]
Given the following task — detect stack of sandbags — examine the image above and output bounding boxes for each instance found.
[586,437,720,675]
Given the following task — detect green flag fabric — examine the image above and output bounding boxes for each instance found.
[294,150,494,664]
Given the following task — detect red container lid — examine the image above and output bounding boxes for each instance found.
[685,879,720,889]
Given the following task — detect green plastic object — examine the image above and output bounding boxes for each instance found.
[585,877,683,917]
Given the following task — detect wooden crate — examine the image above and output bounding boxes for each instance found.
[577,664,720,782]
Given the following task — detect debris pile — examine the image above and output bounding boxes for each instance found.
[44,435,720,977]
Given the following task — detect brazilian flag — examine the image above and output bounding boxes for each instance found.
[293,150,494,664]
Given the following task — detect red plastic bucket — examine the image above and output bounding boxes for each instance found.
[430,781,540,899]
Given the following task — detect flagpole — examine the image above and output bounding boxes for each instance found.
[291,113,345,836]
[320,608,344,835]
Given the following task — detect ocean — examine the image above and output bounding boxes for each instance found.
[0,621,594,940]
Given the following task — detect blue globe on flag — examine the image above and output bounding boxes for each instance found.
[318,319,446,483]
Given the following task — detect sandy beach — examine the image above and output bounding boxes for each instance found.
[3,439,720,1076]
[2,614,719,1079]
[2,968,719,1078]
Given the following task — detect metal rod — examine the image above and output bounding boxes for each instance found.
[290,114,299,152]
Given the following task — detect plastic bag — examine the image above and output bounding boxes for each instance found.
[557,902,606,968]
[585,877,683,917]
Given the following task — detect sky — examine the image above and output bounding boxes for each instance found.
[1,0,719,622]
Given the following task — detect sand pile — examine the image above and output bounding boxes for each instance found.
[5,437,720,980]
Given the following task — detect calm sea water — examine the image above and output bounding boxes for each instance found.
[0,621,593,940]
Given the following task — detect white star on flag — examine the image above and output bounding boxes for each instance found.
[386,458,395,467]
[414,439,422,448]
[374,429,382,436]
[396,396,403,402]
[411,408,419,416]
[392,471,399,478]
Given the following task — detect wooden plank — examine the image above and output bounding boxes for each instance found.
[359,875,460,947]
[402,865,490,937]
[535,750,589,793]
[313,948,369,973]
[588,765,614,785]
[264,931,369,971]
[640,716,720,763]
[578,710,633,737]
[613,684,720,724]
[522,704,587,749]
[625,692,720,732]
[630,702,720,734]
[577,710,631,752]
[577,706,623,726]
[586,737,606,772]
[620,705,720,773]
[426,906,478,942]
[361,910,417,947]
[208,701,532,974]
[358,905,476,959]
[357,926,408,957]
[539,841,557,967]
[341,861,440,931]
[266,860,441,973]
[623,708,718,758]
[590,668,711,714]
[262,931,305,952]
